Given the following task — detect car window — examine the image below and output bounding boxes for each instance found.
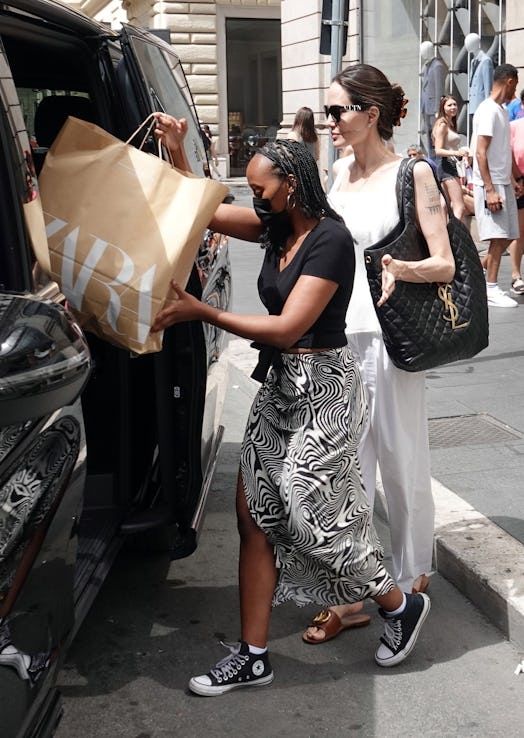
[125,35,207,176]
[0,41,38,291]
[1,22,106,296]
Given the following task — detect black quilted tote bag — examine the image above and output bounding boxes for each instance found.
[363,157,489,372]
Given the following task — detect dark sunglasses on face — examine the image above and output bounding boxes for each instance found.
[323,104,368,122]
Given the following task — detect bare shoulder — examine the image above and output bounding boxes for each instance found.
[374,153,402,180]
[384,153,403,170]
[413,158,437,181]
[432,117,447,136]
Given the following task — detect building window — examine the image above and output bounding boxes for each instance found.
[225,18,281,176]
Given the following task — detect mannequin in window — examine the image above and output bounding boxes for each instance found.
[420,41,443,159]
[466,32,494,114]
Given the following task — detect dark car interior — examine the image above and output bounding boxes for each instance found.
[1,17,209,568]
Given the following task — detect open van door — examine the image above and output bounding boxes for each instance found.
[116,25,229,556]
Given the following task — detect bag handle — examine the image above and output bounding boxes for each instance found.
[126,113,158,150]
[126,113,175,167]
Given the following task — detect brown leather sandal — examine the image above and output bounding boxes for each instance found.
[302,606,371,645]
[412,574,431,594]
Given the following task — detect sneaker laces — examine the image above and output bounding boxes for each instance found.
[210,642,248,681]
[381,616,402,651]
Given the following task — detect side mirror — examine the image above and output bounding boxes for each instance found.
[0,295,91,426]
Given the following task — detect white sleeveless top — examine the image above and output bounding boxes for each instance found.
[329,155,402,334]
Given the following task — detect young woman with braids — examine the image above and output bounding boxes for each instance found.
[152,122,431,695]
[302,64,454,645]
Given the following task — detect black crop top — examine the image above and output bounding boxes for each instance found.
[257,217,355,348]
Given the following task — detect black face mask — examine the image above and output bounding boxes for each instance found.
[252,197,293,251]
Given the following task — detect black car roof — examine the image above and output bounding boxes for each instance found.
[1,0,120,38]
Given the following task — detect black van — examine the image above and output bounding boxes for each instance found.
[0,2,231,735]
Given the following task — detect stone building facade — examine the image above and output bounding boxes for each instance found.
[76,1,524,177]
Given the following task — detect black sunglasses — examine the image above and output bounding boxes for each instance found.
[323,104,368,122]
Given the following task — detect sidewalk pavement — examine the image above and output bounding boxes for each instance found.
[222,179,524,653]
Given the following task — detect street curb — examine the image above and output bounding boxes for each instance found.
[432,480,524,653]
[376,477,524,654]
[224,336,524,654]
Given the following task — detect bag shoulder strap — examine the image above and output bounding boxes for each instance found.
[395,157,416,225]
[396,156,454,225]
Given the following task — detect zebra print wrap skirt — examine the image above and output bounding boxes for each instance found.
[240,345,394,607]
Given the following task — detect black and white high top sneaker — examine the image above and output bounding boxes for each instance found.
[189,641,274,696]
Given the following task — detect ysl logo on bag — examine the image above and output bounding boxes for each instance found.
[45,215,156,344]
[437,284,469,330]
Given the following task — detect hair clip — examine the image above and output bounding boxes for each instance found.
[394,98,409,126]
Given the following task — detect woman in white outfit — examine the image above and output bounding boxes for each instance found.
[303,63,455,644]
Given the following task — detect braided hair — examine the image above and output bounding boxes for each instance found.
[255,138,342,254]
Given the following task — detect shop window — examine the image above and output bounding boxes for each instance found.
[225,18,282,176]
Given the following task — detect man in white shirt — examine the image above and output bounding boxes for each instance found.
[471,63,523,307]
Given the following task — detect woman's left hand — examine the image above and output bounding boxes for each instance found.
[377,254,396,307]
[151,281,203,332]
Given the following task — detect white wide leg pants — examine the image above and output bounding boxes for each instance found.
[348,331,435,592]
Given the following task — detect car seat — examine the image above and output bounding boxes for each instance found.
[33,95,96,174]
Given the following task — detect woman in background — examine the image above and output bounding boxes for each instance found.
[432,95,469,220]
[201,123,221,179]
[288,106,320,161]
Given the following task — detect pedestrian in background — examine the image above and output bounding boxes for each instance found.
[508,88,524,121]
[406,142,439,178]
[201,123,221,180]
[508,116,524,294]
[287,106,319,161]
[470,63,523,307]
[303,63,454,645]
[152,122,431,694]
[432,95,469,220]
[406,143,425,159]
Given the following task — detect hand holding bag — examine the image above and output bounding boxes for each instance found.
[363,157,489,372]
[38,115,227,354]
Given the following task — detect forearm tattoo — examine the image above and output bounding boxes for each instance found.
[424,182,441,215]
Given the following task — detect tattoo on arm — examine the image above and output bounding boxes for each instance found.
[424,182,441,215]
